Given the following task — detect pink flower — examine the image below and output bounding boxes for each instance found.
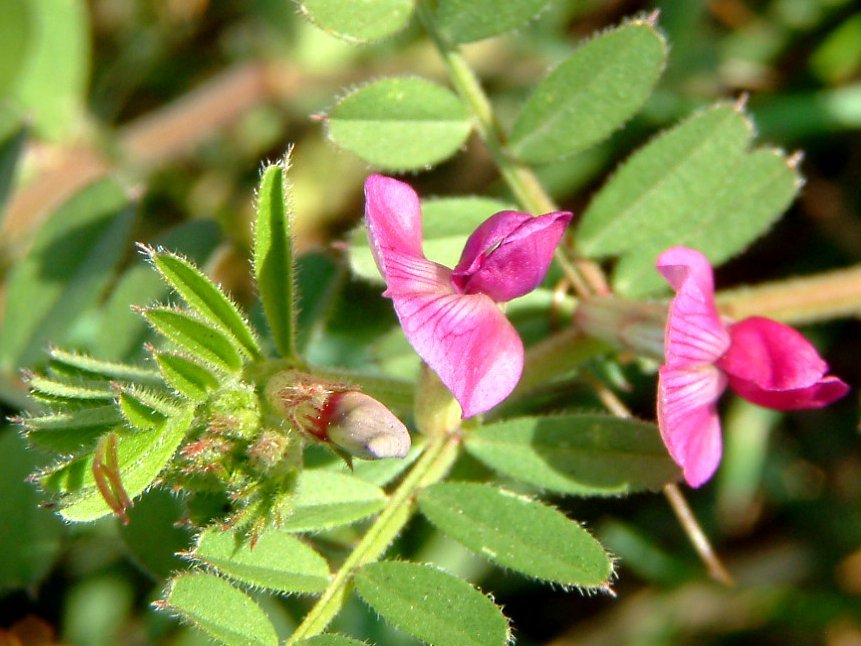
[657,247,849,487]
[364,175,572,418]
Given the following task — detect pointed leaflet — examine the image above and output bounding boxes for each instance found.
[0,179,134,369]
[160,573,278,646]
[22,405,122,454]
[150,249,261,359]
[577,103,801,296]
[26,373,116,403]
[509,20,667,163]
[327,77,471,171]
[296,637,367,646]
[154,352,219,402]
[464,415,679,496]
[42,405,194,522]
[355,561,510,646]
[279,470,386,533]
[419,482,613,587]
[189,527,330,595]
[143,308,243,373]
[48,348,162,385]
[299,0,413,43]
[96,220,220,361]
[434,0,553,44]
[254,159,298,360]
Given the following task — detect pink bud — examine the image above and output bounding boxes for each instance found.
[451,210,573,302]
[322,391,411,460]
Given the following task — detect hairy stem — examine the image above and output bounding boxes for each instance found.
[287,431,461,642]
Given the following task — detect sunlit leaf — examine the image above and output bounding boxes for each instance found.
[161,573,279,646]
[464,415,679,496]
[509,20,667,163]
[143,308,244,373]
[280,470,386,532]
[434,0,552,44]
[0,0,30,96]
[419,482,613,587]
[576,103,801,296]
[97,220,220,361]
[154,352,219,402]
[254,159,298,359]
[355,561,510,646]
[190,527,330,595]
[151,249,261,359]
[20,405,121,454]
[0,179,134,369]
[299,0,413,43]
[48,348,162,385]
[327,77,471,171]
[297,636,367,646]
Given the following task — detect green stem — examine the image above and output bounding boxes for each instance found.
[287,431,461,642]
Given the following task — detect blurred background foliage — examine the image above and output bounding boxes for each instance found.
[1,0,861,644]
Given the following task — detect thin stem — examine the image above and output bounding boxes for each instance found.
[287,431,461,642]
[663,483,736,587]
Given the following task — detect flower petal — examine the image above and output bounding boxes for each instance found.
[364,175,425,281]
[658,365,727,487]
[389,279,523,418]
[657,247,730,368]
[451,210,573,302]
[717,316,850,410]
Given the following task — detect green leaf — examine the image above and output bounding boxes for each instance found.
[355,561,510,646]
[26,373,116,403]
[434,0,552,44]
[161,573,279,646]
[11,0,89,141]
[326,77,471,171]
[97,220,221,361]
[576,103,800,296]
[254,160,298,359]
[509,20,667,163]
[348,196,514,283]
[143,308,244,373]
[280,470,386,532]
[154,352,219,402]
[21,405,121,454]
[150,249,261,359]
[44,406,194,522]
[118,389,173,431]
[464,415,679,496]
[48,348,162,385]
[0,430,64,590]
[0,179,134,369]
[0,112,25,222]
[189,527,330,595]
[419,482,613,587]
[299,0,413,43]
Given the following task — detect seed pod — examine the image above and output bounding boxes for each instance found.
[323,391,411,459]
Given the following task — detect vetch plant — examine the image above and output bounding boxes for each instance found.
[9,3,858,645]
